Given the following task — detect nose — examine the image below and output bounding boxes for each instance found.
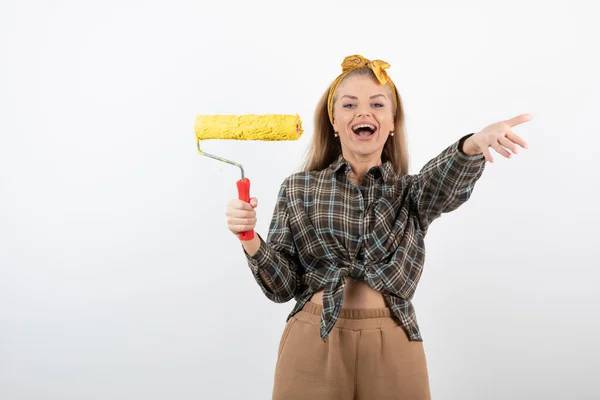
[357,109,372,117]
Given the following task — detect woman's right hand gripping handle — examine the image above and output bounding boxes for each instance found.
[226,197,261,256]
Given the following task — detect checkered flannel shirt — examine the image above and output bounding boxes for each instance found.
[245,133,486,341]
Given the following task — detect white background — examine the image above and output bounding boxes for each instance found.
[1,0,599,399]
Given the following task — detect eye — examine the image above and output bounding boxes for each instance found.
[372,103,384,108]
[343,104,355,108]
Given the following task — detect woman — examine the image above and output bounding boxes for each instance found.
[226,54,531,399]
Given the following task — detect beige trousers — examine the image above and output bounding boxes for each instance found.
[272,302,431,400]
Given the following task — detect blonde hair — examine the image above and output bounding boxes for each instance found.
[300,68,409,176]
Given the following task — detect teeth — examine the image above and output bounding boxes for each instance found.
[352,124,376,132]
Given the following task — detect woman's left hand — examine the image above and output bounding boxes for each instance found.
[463,114,532,163]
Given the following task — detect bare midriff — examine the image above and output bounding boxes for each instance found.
[310,277,387,309]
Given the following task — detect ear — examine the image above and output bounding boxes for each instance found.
[331,118,338,134]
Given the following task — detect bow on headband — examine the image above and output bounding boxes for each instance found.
[327,55,398,126]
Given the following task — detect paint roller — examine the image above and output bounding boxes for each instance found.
[195,114,304,241]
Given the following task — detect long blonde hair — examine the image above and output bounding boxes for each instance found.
[300,68,409,176]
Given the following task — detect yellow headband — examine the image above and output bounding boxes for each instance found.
[327,54,398,126]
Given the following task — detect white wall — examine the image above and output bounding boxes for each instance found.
[1,0,598,399]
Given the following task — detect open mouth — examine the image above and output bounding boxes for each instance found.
[352,123,377,137]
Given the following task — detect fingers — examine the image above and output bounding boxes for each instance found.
[506,130,529,149]
[226,207,255,219]
[481,145,494,163]
[228,198,255,212]
[492,141,511,159]
[491,132,527,160]
[498,136,518,155]
[228,224,256,234]
[226,198,258,235]
[505,113,533,127]
[228,215,256,224]
[228,219,256,232]
[227,216,257,235]
[477,115,530,163]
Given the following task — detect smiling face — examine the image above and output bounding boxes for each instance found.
[332,74,395,164]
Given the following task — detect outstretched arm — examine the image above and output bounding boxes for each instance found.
[410,113,532,231]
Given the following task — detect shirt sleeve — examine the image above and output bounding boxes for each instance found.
[243,179,299,303]
[409,133,487,231]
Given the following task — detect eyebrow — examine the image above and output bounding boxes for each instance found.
[340,94,387,100]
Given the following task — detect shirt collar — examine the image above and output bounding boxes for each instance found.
[328,154,396,184]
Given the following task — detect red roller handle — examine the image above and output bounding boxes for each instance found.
[236,178,255,241]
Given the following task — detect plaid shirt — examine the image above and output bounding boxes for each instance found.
[245,134,486,342]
